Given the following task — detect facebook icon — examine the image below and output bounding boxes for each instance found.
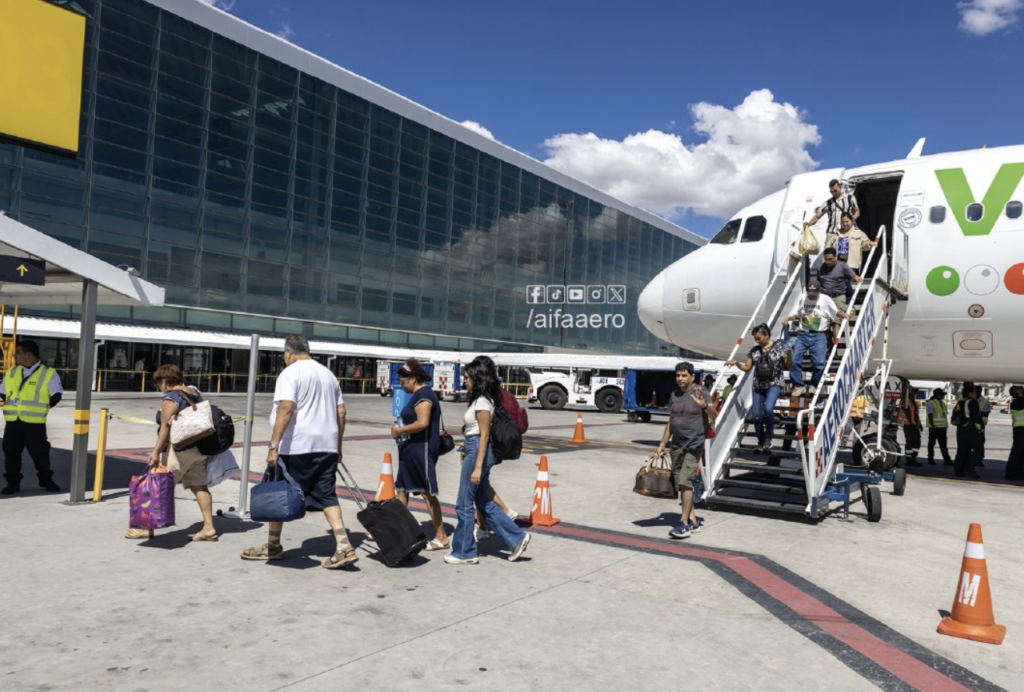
[526,285,546,304]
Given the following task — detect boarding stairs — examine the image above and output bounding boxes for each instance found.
[702,230,898,519]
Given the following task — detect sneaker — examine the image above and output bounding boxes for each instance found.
[506,509,519,521]
[790,386,806,398]
[668,522,692,539]
[763,441,774,453]
[474,527,489,542]
[39,479,60,492]
[905,459,922,468]
[444,553,479,565]
[927,459,936,465]
[690,518,704,534]
[1,484,20,496]
[509,533,532,562]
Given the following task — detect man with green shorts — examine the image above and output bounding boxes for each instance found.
[655,362,716,539]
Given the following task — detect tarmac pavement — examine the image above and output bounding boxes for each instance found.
[1,393,1021,692]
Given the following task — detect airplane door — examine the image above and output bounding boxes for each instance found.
[891,224,910,298]
[773,168,845,271]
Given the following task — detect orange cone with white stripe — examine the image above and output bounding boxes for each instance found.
[570,412,587,444]
[526,456,560,527]
[937,523,1005,645]
[375,452,396,502]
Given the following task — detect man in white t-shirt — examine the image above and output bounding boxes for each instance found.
[241,335,357,570]
[784,280,849,397]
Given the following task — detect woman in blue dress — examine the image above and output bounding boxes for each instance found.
[390,358,448,550]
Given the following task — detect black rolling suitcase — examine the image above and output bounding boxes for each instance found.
[336,461,427,567]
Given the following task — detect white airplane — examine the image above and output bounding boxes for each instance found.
[638,141,1024,383]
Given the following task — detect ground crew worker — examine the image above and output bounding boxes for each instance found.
[977,388,992,466]
[1,340,63,495]
[1006,385,1024,481]
[953,385,983,479]
[843,392,870,447]
[901,391,923,467]
[721,374,737,406]
[925,388,953,465]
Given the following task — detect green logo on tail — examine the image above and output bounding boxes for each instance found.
[935,163,1024,236]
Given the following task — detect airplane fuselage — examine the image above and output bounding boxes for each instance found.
[639,145,1024,382]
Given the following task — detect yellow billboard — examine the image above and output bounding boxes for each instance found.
[0,0,87,154]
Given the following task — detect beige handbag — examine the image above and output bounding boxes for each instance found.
[169,390,216,451]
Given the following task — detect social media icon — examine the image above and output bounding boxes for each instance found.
[526,285,546,304]
[567,285,586,303]
[607,285,626,304]
[587,285,605,304]
[546,285,565,303]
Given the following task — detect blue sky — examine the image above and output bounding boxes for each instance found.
[208,0,1024,236]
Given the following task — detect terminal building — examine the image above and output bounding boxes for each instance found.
[0,0,704,385]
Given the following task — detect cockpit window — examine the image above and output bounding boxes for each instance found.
[710,218,741,244]
[740,216,767,243]
[966,203,984,222]
[1006,201,1022,219]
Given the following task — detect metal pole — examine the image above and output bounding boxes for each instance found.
[67,280,97,505]
[92,408,109,502]
[222,334,258,520]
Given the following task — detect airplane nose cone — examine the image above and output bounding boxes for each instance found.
[638,271,670,342]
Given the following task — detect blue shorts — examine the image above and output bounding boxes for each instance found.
[279,452,339,510]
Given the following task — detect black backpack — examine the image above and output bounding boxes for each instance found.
[754,349,778,382]
[196,402,235,456]
[490,406,522,462]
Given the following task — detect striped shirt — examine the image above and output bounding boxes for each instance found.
[816,193,858,234]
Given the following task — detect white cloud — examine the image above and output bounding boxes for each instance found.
[958,0,1022,35]
[195,0,237,11]
[541,89,820,220]
[275,22,295,40]
[460,120,495,140]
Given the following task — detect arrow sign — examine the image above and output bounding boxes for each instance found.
[0,256,45,285]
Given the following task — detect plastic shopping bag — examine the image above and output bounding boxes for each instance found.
[797,223,821,256]
[129,466,176,530]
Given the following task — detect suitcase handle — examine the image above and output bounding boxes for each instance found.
[336,458,370,511]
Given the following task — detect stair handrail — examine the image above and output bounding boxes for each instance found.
[796,228,890,504]
[703,253,806,497]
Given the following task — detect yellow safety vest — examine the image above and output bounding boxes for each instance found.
[927,399,948,429]
[1012,404,1024,428]
[850,395,869,418]
[3,365,55,424]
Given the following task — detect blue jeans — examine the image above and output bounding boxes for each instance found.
[752,385,782,445]
[790,332,827,388]
[451,435,526,559]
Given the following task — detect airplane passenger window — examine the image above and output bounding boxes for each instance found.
[929,206,946,224]
[1006,201,1022,219]
[740,216,767,243]
[966,203,984,222]
[710,218,742,244]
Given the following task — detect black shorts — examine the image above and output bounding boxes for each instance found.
[279,451,339,510]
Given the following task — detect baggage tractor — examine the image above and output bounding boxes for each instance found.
[336,461,428,567]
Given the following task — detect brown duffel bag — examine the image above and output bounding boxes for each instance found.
[633,453,676,499]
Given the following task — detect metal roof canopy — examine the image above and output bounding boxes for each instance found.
[0,212,165,504]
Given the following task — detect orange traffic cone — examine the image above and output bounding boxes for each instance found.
[937,523,1006,645]
[375,452,396,502]
[570,412,587,444]
[526,456,560,526]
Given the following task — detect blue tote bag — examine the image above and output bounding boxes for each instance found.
[250,461,306,522]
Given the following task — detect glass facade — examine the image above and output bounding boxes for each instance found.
[0,0,701,354]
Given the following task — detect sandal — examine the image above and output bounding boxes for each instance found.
[322,550,359,569]
[188,531,219,542]
[425,538,450,551]
[240,543,284,561]
[124,528,154,540]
